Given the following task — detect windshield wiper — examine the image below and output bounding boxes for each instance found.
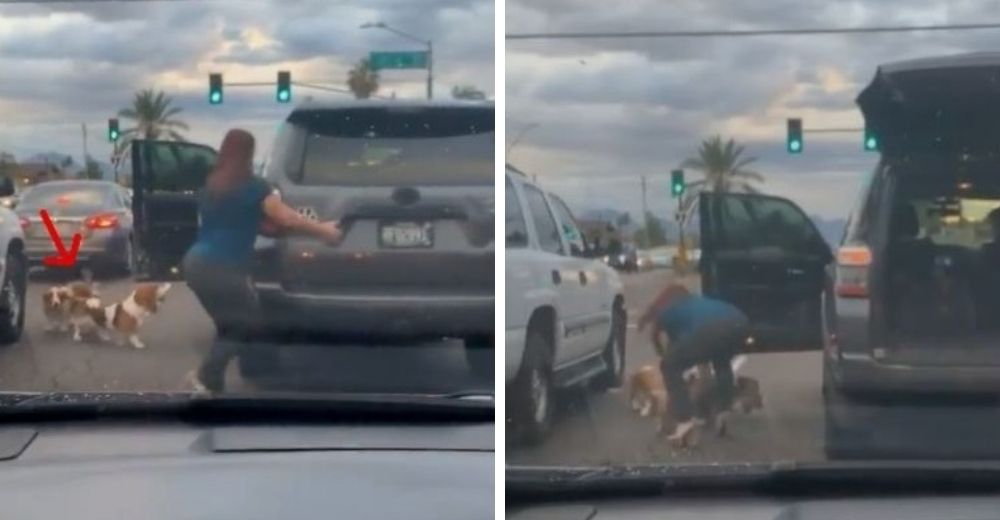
[507,461,1000,503]
[0,391,493,425]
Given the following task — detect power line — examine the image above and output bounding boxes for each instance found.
[507,22,1000,40]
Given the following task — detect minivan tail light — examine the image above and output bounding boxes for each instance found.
[835,245,871,298]
[84,212,119,230]
[18,217,29,231]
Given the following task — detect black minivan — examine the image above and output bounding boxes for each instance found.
[128,100,494,376]
[697,53,1000,459]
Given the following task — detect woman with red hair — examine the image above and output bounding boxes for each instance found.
[184,129,340,392]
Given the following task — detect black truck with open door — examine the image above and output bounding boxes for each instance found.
[130,139,217,280]
[698,191,834,353]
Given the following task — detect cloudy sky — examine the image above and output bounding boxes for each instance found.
[506,0,999,220]
[0,0,493,167]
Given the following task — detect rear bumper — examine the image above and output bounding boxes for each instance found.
[255,282,493,339]
[24,235,123,267]
[834,352,1000,394]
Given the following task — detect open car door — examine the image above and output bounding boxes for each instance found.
[130,139,216,280]
[699,192,833,352]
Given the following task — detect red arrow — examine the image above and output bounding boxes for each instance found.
[39,209,82,268]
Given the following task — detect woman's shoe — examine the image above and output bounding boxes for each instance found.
[664,418,704,448]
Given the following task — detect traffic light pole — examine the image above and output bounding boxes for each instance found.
[640,175,650,247]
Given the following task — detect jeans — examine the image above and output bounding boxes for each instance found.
[659,314,749,423]
[183,251,259,392]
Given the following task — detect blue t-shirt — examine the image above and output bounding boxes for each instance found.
[188,178,271,266]
[658,295,746,342]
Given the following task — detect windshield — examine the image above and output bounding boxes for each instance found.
[0,0,494,407]
[507,0,1000,470]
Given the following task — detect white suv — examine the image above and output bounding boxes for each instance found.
[505,165,626,443]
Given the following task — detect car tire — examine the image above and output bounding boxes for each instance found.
[592,304,626,391]
[120,236,136,276]
[823,358,867,460]
[463,334,494,381]
[509,329,554,445]
[0,251,26,345]
[237,347,281,381]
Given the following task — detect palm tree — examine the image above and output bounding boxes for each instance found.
[681,135,763,194]
[347,59,380,99]
[117,89,189,142]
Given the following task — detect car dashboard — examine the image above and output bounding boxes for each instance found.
[0,420,493,520]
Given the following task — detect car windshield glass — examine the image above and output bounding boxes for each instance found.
[18,183,115,216]
[293,108,494,186]
[0,0,494,405]
[507,0,1000,471]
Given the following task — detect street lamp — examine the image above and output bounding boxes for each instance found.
[361,21,433,99]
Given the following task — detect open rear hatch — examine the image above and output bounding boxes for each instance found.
[858,52,1000,156]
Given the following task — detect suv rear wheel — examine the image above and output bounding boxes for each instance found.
[0,251,25,345]
[509,328,554,445]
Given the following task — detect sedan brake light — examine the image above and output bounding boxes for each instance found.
[84,212,120,230]
[835,245,871,298]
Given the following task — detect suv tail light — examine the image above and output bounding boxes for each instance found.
[835,245,871,298]
[84,212,120,230]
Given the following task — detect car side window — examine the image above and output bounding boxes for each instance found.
[748,197,825,255]
[506,177,528,248]
[147,142,216,193]
[549,195,587,257]
[522,184,565,255]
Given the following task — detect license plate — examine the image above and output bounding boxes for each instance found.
[379,221,433,248]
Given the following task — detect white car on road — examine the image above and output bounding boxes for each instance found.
[505,166,626,443]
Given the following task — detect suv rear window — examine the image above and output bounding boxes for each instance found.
[288,106,493,187]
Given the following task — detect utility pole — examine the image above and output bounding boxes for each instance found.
[640,175,650,247]
[81,123,88,163]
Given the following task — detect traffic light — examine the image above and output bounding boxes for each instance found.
[864,126,879,151]
[107,118,119,143]
[787,118,803,154]
[671,169,685,198]
[209,73,223,105]
[276,71,291,103]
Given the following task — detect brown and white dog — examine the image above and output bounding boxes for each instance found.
[627,356,763,429]
[85,283,172,349]
[42,282,101,341]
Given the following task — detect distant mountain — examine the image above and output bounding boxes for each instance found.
[25,152,74,166]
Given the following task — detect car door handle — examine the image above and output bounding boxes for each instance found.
[787,267,805,276]
[579,271,587,285]
[552,270,561,285]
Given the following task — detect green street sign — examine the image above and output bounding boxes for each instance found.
[369,51,429,70]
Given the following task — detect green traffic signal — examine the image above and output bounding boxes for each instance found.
[864,126,879,151]
[209,73,223,105]
[787,118,803,154]
[671,169,685,198]
[107,118,119,143]
[277,71,291,103]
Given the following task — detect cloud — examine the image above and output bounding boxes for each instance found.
[0,0,493,165]
[507,0,1000,219]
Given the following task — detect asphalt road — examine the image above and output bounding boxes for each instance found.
[508,268,826,466]
[0,269,492,396]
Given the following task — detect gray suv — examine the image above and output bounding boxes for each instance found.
[127,100,493,376]
[697,53,1000,460]
[251,100,494,349]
